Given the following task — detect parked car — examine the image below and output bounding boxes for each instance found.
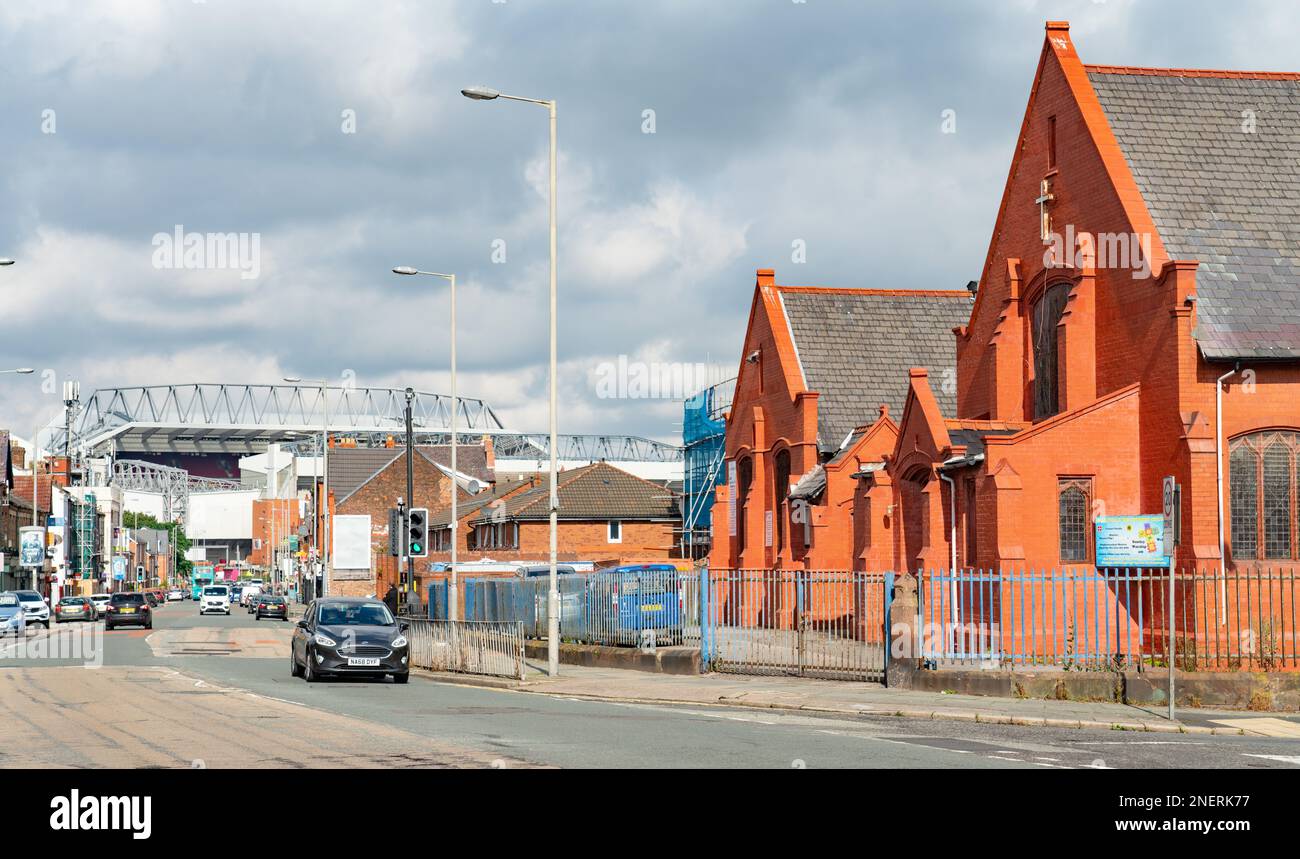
[143,591,160,608]
[89,594,112,618]
[13,590,50,628]
[255,595,288,621]
[167,589,185,602]
[199,585,231,616]
[0,593,27,637]
[291,597,410,683]
[105,592,152,630]
[54,596,95,623]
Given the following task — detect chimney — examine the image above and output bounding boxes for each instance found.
[482,434,496,476]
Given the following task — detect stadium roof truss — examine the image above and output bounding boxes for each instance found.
[43,383,682,463]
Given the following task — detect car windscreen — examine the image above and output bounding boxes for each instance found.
[260,597,284,604]
[318,603,394,626]
[203,587,227,596]
[111,594,145,605]
[0,594,18,607]
[58,597,84,605]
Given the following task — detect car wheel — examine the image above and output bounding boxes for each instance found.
[303,650,318,683]
[393,672,410,685]
[290,651,302,677]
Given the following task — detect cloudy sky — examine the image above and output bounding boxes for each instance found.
[1,0,1295,444]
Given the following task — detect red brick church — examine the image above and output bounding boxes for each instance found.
[713,21,1300,576]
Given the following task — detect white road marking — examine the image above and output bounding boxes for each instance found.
[1243,754,1300,766]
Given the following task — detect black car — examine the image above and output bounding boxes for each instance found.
[290,597,410,683]
[255,595,288,621]
[105,592,153,630]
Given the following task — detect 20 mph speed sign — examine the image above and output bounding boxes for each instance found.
[1162,476,1179,558]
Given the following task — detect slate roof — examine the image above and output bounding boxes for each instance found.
[1088,69,1300,360]
[468,462,678,524]
[777,288,972,452]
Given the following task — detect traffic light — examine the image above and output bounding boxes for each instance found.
[408,508,428,558]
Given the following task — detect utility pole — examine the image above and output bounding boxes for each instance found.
[404,388,415,611]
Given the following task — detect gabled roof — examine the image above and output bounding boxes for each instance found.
[1087,66,1300,360]
[775,287,972,453]
[468,462,678,524]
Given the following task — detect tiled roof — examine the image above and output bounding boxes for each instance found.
[430,475,537,527]
[1088,69,1300,360]
[327,444,492,504]
[777,288,972,451]
[327,448,404,501]
[469,462,678,524]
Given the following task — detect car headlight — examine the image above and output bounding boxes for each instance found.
[391,635,408,648]
[313,633,337,647]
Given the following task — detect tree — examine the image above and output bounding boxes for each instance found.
[122,511,193,578]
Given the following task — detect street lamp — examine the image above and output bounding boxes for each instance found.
[393,267,458,620]
[283,378,330,597]
[463,85,560,677]
[0,368,34,375]
[0,259,14,266]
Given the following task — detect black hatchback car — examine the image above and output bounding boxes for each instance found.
[255,594,288,621]
[105,592,153,630]
[290,598,410,683]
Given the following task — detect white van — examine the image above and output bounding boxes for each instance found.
[239,583,263,606]
[199,585,231,615]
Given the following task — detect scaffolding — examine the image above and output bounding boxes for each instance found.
[70,494,99,581]
[681,377,734,559]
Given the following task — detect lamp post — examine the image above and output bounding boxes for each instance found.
[392,267,458,619]
[284,378,330,597]
[0,259,14,266]
[462,85,560,677]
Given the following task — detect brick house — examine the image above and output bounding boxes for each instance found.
[421,462,680,588]
[709,271,973,571]
[326,444,490,597]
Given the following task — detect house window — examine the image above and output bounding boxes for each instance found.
[1230,432,1299,561]
[774,449,791,553]
[964,477,978,568]
[1032,282,1071,420]
[736,457,753,552]
[1058,478,1091,563]
[607,521,622,544]
[1048,115,1057,168]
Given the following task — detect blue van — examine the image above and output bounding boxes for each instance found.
[603,565,682,645]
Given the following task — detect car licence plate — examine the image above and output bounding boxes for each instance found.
[347,657,381,667]
[121,608,135,614]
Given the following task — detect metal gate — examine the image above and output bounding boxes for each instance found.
[702,570,891,681]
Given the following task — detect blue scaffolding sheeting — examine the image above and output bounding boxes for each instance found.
[682,378,734,554]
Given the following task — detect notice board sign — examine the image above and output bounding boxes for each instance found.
[1095,515,1168,568]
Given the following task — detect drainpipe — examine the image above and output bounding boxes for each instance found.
[938,471,958,572]
[1215,363,1239,623]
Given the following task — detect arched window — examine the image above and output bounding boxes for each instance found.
[773,449,791,553]
[1032,282,1071,420]
[1230,432,1299,561]
[1058,478,1091,563]
[736,457,753,553]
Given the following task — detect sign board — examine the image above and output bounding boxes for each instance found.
[1095,516,1168,568]
[764,511,773,547]
[19,527,46,568]
[112,555,127,581]
[1162,476,1180,558]
[332,515,373,571]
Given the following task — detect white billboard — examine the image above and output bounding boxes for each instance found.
[331,515,372,571]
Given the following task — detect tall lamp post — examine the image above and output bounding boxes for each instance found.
[284,378,331,598]
[392,267,458,619]
[462,85,560,677]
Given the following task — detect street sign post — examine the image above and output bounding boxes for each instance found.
[1162,476,1181,722]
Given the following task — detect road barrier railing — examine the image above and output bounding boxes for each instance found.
[404,619,526,680]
